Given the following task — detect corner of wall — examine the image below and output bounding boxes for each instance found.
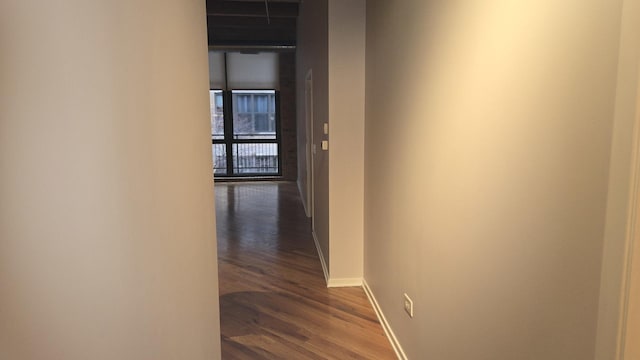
[595,0,640,357]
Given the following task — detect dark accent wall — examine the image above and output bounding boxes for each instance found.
[279,52,297,181]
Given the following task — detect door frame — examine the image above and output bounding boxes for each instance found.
[620,64,640,360]
[305,69,315,231]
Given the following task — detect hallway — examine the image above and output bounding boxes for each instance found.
[215,182,396,359]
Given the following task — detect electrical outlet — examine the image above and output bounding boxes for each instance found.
[403,293,414,318]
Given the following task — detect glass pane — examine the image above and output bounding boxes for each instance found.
[232,143,279,174]
[255,95,268,112]
[254,114,269,132]
[236,94,252,112]
[212,143,227,175]
[210,90,224,140]
[232,90,276,140]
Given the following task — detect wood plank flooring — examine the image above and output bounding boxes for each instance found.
[215,181,396,359]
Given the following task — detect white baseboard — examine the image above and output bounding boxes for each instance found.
[312,232,363,288]
[362,279,408,360]
[328,278,363,287]
[312,231,329,285]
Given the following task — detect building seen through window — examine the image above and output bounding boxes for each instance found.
[232,90,276,138]
[210,90,279,176]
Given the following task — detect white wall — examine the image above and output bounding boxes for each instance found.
[363,0,634,359]
[0,1,221,359]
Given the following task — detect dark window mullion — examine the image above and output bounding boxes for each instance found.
[223,90,234,175]
[275,91,282,177]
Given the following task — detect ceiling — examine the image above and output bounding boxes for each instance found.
[206,0,300,49]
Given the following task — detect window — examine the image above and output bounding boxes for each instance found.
[232,90,276,139]
[211,90,280,177]
[210,90,224,140]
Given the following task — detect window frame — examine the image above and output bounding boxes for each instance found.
[211,88,282,177]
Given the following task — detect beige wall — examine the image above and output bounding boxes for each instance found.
[327,0,366,283]
[0,1,221,359]
[364,0,629,359]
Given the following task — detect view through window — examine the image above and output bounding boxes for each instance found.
[211,90,280,176]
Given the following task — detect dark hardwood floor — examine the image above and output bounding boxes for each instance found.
[215,181,396,359]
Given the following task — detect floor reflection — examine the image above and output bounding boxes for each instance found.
[215,181,310,254]
[214,181,396,359]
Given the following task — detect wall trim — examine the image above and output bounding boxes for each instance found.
[327,278,363,287]
[362,279,407,360]
[312,231,329,285]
